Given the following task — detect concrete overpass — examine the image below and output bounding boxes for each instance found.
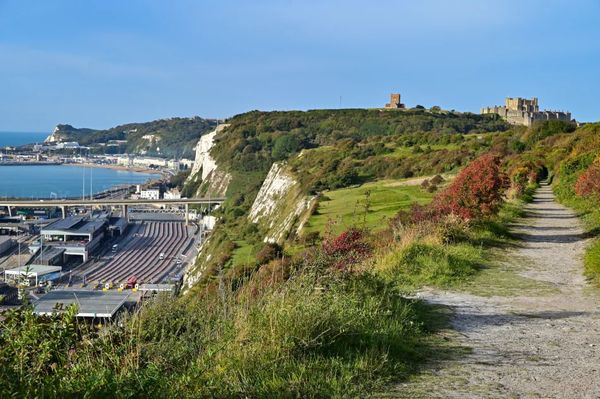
[0,197,226,225]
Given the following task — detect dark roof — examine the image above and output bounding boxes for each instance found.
[33,289,131,318]
[44,217,84,231]
[36,247,65,262]
[43,217,107,235]
[74,219,106,234]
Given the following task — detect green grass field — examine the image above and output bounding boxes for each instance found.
[386,143,462,158]
[304,179,434,235]
[231,240,255,267]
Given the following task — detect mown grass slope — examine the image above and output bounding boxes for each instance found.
[304,179,436,236]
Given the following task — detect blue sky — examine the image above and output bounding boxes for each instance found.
[0,0,599,131]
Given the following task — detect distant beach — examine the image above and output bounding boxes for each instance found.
[73,162,166,176]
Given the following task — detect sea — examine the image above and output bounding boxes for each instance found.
[0,131,160,199]
[0,131,49,147]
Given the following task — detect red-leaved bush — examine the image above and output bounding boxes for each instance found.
[431,153,508,220]
[575,165,600,199]
[322,228,372,271]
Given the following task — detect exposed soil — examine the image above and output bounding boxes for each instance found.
[396,185,600,398]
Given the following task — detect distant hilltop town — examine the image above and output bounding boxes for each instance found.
[481,97,573,126]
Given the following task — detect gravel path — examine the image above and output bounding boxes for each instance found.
[401,184,600,398]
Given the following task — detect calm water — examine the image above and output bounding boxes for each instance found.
[0,131,49,147]
[0,165,160,199]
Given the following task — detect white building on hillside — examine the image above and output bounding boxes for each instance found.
[140,189,161,200]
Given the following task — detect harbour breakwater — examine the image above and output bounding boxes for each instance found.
[0,161,63,166]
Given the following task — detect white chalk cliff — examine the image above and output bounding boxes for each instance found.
[249,162,316,243]
[187,124,231,196]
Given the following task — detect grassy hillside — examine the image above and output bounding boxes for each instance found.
[210,108,508,195]
[2,125,540,397]
[50,117,217,158]
[187,108,511,284]
[304,178,438,236]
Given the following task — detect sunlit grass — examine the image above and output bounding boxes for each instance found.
[305,179,434,236]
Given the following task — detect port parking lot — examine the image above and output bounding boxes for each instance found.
[78,221,194,285]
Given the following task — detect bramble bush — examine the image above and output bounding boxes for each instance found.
[322,228,373,271]
[575,164,600,199]
[431,153,508,220]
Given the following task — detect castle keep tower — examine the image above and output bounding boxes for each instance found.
[505,97,539,113]
[384,93,405,109]
[481,97,572,126]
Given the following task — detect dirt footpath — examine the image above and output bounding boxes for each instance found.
[399,185,600,398]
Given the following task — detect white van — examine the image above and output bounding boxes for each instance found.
[112,244,118,253]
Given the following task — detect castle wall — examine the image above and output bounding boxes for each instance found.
[481,97,572,126]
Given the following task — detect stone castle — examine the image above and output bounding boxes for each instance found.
[481,97,572,126]
[384,93,405,109]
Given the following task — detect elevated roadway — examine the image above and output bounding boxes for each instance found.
[0,197,225,208]
[1,197,226,225]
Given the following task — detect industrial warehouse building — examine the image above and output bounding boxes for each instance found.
[30,216,108,262]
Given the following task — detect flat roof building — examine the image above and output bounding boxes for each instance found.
[33,289,131,319]
[33,247,65,266]
[140,189,161,200]
[4,264,62,286]
[33,216,108,262]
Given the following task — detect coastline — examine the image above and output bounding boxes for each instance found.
[66,163,167,195]
[0,163,167,200]
[68,162,165,176]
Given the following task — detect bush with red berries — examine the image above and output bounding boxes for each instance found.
[575,164,600,199]
[322,228,372,271]
[431,153,507,220]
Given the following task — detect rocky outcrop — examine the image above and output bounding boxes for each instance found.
[190,125,222,180]
[186,124,231,197]
[45,126,60,143]
[249,162,316,243]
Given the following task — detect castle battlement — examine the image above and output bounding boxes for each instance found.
[481,97,573,126]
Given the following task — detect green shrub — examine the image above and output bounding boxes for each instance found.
[584,239,600,283]
[376,242,480,287]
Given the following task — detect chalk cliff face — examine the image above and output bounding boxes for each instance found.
[182,124,232,292]
[44,127,60,143]
[183,160,316,292]
[44,125,80,143]
[186,124,231,197]
[248,162,316,243]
